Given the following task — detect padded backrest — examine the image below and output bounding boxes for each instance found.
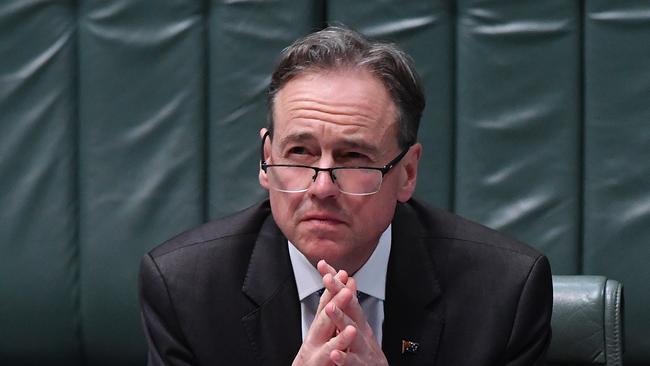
[548,276,624,366]
[0,1,648,365]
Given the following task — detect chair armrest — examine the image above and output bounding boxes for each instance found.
[547,275,624,365]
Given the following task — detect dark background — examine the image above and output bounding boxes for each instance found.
[1,0,648,364]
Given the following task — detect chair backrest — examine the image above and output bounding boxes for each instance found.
[548,276,624,366]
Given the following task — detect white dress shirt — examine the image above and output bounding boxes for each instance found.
[288,225,392,344]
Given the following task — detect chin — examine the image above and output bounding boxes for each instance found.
[300,238,349,268]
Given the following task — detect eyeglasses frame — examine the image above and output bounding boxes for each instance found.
[259,131,411,195]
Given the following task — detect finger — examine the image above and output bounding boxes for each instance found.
[336,270,349,286]
[329,349,346,365]
[317,273,339,314]
[317,261,350,286]
[344,276,357,293]
[292,346,333,366]
[317,271,349,313]
[304,300,337,344]
[325,302,356,334]
[324,272,348,293]
[326,283,354,312]
[317,260,337,277]
[332,351,366,366]
[326,302,379,358]
[330,286,372,336]
[331,350,366,366]
[316,290,332,315]
[325,324,357,352]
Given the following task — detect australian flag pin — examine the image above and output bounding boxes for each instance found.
[401,339,419,354]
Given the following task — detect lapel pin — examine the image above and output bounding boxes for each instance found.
[401,339,419,354]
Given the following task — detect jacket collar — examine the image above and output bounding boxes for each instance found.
[240,213,302,364]
[382,201,445,365]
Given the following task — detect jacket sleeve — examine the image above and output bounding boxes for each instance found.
[503,255,553,365]
[139,253,197,366]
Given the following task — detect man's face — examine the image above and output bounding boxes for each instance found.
[259,68,420,273]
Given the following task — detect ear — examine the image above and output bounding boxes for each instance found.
[396,143,421,203]
[258,128,270,190]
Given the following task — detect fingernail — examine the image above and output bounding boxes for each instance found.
[329,303,337,313]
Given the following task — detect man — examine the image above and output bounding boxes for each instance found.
[139,26,552,365]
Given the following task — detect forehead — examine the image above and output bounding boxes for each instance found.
[272,68,398,147]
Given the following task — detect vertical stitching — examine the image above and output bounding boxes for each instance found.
[71,0,86,363]
[202,0,210,222]
[610,282,623,365]
[577,0,586,275]
[449,0,458,213]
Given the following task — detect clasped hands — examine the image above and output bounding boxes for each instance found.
[292,260,388,366]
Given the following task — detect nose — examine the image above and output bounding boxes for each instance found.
[308,169,339,199]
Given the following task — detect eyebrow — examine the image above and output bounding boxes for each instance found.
[277,132,316,149]
[277,132,380,156]
[338,140,380,156]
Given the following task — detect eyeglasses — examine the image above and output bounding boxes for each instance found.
[260,131,410,196]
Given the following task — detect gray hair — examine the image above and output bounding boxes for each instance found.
[267,26,425,149]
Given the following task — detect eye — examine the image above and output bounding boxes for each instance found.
[287,146,309,155]
[339,151,372,163]
[283,146,316,163]
[344,151,366,159]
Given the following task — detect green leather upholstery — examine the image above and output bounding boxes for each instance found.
[1,1,648,365]
[548,276,624,366]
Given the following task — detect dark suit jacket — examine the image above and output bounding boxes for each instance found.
[139,198,552,365]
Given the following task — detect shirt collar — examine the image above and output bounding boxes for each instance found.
[288,224,392,301]
[288,242,324,301]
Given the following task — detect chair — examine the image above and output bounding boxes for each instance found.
[547,276,624,366]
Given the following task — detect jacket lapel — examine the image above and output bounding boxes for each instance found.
[382,203,445,366]
[241,216,302,365]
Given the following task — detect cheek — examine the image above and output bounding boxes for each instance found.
[346,194,396,228]
[356,183,399,222]
[269,192,301,225]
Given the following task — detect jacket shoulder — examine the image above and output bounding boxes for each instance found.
[402,198,543,260]
[148,200,272,258]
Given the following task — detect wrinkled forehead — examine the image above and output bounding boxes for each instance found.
[271,66,398,120]
[271,68,399,146]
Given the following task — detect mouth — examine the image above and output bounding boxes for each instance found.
[301,213,347,226]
